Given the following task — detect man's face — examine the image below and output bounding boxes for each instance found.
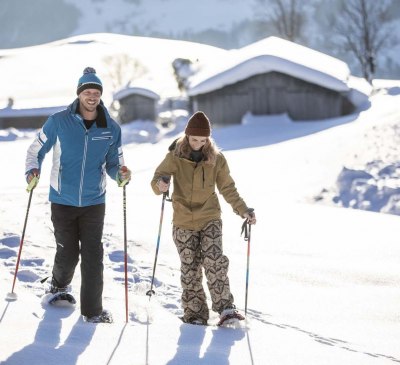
[78,88,101,113]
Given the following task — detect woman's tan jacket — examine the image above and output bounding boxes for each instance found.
[151,146,249,231]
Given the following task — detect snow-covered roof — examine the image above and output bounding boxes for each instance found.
[113,86,160,101]
[188,36,351,96]
[0,105,66,118]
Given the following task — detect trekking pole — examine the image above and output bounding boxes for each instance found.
[146,176,171,300]
[120,167,129,323]
[241,209,254,316]
[6,176,38,301]
[245,224,251,316]
[123,184,129,322]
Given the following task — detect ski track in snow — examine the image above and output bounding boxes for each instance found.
[3,226,400,364]
[246,309,400,363]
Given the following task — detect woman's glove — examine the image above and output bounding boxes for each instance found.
[156,176,170,193]
[243,209,256,225]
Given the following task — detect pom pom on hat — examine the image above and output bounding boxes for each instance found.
[77,67,103,95]
[185,111,211,137]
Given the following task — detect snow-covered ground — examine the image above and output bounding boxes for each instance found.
[1,87,400,364]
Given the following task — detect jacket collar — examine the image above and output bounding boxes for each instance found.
[69,98,108,128]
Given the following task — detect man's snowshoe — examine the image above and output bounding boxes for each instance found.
[48,291,76,306]
[43,277,76,307]
[83,310,113,324]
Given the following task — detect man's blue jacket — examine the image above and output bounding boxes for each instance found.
[26,99,124,207]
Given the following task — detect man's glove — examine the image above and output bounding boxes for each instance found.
[25,168,40,192]
[117,166,131,187]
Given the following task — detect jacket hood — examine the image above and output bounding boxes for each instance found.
[168,138,179,152]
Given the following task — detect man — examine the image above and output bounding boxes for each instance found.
[25,67,131,323]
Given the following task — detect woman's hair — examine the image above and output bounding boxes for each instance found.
[174,135,220,165]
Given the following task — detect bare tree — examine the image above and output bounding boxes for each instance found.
[103,53,147,92]
[255,0,306,42]
[172,58,200,94]
[333,0,394,83]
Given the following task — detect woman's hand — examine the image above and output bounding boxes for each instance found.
[243,209,256,225]
[157,176,170,193]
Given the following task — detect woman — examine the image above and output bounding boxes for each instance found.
[151,111,256,326]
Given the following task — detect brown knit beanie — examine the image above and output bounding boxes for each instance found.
[185,111,211,137]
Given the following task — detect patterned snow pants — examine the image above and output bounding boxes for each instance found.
[173,219,234,322]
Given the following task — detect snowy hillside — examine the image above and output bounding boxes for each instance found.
[66,0,254,37]
[0,0,255,49]
[1,0,399,78]
[0,33,227,108]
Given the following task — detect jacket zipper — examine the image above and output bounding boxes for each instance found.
[58,165,62,194]
[99,163,106,196]
[79,131,89,206]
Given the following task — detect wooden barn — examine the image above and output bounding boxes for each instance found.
[0,105,66,129]
[188,37,368,125]
[113,86,160,124]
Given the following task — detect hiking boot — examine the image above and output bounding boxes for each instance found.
[46,277,70,294]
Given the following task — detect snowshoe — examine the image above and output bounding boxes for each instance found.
[83,310,113,324]
[217,307,245,327]
[48,291,76,306]
[43,278,76,307]
[180,316,208,326]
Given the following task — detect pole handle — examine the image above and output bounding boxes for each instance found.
[119,166,130,187]
[26,176,39,192]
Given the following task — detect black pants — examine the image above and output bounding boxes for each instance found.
[51,203,105,317]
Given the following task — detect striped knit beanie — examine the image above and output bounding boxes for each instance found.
[77,67,103,95]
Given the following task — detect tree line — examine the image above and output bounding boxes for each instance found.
[254,0,398,83]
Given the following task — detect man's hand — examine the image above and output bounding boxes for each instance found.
[117,166,131,187]
[25,168,40,192]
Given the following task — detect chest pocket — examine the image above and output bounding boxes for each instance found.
[89,133,114,158]
[92,136,113,141]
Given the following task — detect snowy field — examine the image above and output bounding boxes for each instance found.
[1,89,400,364]
[1,32,400,364]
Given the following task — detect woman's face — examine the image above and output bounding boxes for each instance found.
[188,135,207,151]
